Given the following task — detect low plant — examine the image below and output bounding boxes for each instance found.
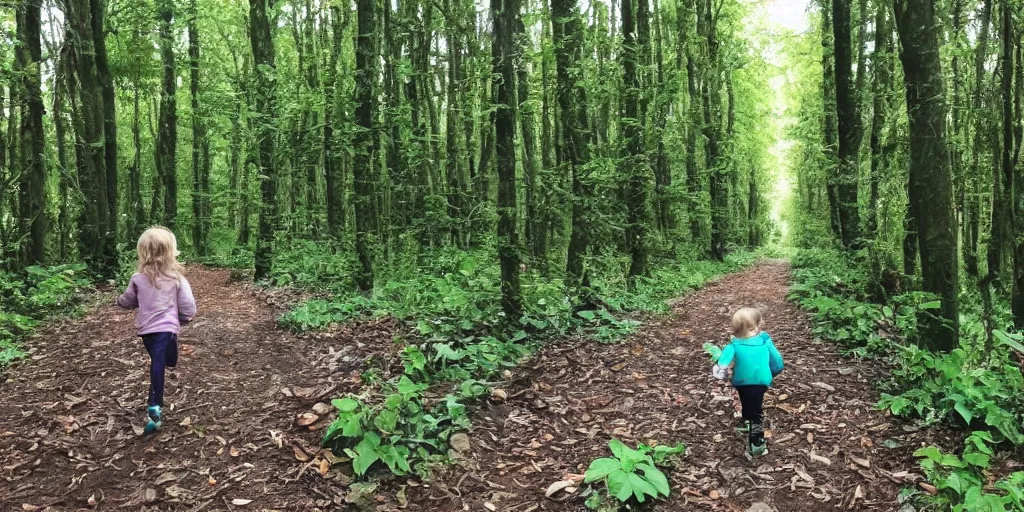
[913,432,1024,511]
[322,375,472,477]
[0,264,89,372]
[583,439,685,510]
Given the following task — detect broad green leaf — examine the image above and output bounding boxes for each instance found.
[918,300,942,310]
[636,463,670,496]
[628,472,660,502]
[702,343,722,363]
[333,397,360,413]
[374,409,398,433]
[606,469,633,502]
[954,401,974,425]
[584,458,621,483]
[577,310,596,321]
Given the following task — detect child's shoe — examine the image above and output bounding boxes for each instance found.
[748,441,768,458]
[144,405,163,434]
[735,420,751,434]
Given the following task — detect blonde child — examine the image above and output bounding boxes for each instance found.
[116,227,196,433]
[712,308,784,457]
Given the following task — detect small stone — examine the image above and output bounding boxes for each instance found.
[449,433,471,453]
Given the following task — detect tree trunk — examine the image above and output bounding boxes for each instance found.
[551,0,593,288]
[445,0,467,247]
[188,0,208,256]
[621,0,652,277]
[352,0,377,289]
[833,0,861,249]
[971,0,993,278]
[893,0,960,352]
[54,47,73,261]
[495,0,522,317]
[16,0,46,265]
[324,2,346,238]
[700,0,726,261]
[866,1,890,239]
[1002,2,1023,326]
[651,0,672,233]
[821,0,842,241]
[250,0,279,281]
[515,7,541,262]
[92,0,117,246]
[682,0,701,243]
[157,0,178,230]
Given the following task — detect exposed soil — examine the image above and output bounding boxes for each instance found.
[0,262,929,512]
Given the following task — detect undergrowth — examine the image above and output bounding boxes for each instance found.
[790,248,1024,510]
[0,264,90,372]
[272,242,761,479]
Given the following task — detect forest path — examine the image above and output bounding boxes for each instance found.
[0,267,370,510]
[420,262,919,512]
[0,263,921,512]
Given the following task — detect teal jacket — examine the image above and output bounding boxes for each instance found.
[718,332,784,387]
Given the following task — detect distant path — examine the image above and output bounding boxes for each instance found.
[418,262,920,511]
[0,263,921,511]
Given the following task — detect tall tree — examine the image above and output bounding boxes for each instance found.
[620,0,652,277]
[699,0,726,261]
[494,0,522,316]
[324,0,346,238]
[866,1,891,239]
[16,0,46,265]
[551,0,593,288]
[353,0,377,289]
[250,0,279,280]
[682,0,701,242]
[893,0,960,351]
[832,0,860,248]
[188,0,210,255]
[820,0,842,240]
[156,0,178,229]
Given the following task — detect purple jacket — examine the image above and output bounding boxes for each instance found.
[117,273,197,335]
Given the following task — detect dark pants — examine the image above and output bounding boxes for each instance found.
[142,332,178,407]
[736,385,767,447]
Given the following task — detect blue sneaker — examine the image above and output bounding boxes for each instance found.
[144,405,163,434]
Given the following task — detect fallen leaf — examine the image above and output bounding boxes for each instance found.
[87,494,97,507]
[293,387,316,398]
[231,499,253,505]
[545,480,574,497]
[154,472,178,485]
[564,473,585,484]
[860,436,873,448]
[795,466,814,483]
[919,482,938,495]
[296,413,319,427]
[269,430,284,449]
[312,402,332,415]
[208,476,217,486]
[144,488,157,503]
[850,456,870,469]
[318,458,330,476]
[812,382,836,393]
[484,502,496,511]
[230,447,241,457]
[709,489,721,499]
[502,370,513,379]
[450,433,471,453]
[22,505,43,511]
[809,453,832,466]
[293,445,310,462]
[853,484,866,501]
[179,417,192,427]
[491,388,508,401]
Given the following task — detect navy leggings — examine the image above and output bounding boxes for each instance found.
[736,385,767,447]
[142,333,178,407]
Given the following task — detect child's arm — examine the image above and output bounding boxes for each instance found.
[765,333,784,376]
[717,343,736,368]
[177,276,197,324]
[116,276,139,309]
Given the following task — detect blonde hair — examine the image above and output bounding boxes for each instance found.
[137,226,183,288]
[732,307,762,337]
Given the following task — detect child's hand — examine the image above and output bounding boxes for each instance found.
[712,364,727,380]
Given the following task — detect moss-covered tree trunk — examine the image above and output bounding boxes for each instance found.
[352,0,377,290]
[494,0,522,317]
[157,0,178,230]
[832,0,860,249]
[893,0,959,352]
[16,0,47,265]
[249,0,279,281]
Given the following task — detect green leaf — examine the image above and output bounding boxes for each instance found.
[374,409,398,433]
[584,458,621,483]
[954,401,974,425]
[606,469,633,502]
[636,463,670,496]
[993,330,1024,355]
[577,310,596,321]
[702,343,722,363]
[651,443,686,464]
[962,452,990,469]
[918,300,942,310]
[628,472,660,502]
[333,397,360,413]
[914,446,943,462]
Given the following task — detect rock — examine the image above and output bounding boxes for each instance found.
[490,389,508,401]
[144,488,157,503]
[449,433,471,453]
[312,402,332,415]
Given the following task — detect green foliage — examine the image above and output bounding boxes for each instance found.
[791,249,1024,446]
[913,432,1024,511]
[583,439,685,509]
[0,264,89,372]
[322,376,473,477]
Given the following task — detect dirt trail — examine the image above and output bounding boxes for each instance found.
[417,262,919,511]
[1,262,919,511]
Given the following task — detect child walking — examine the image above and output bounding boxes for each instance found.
[117,227,196,433]
[712,307,784,457]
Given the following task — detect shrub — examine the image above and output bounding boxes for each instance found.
[583,439,685,510]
